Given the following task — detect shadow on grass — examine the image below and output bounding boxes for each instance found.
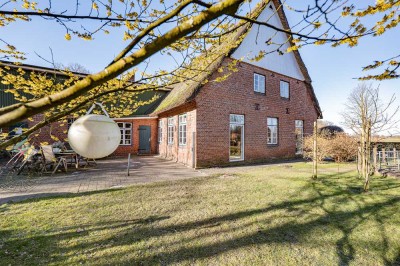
[0,187,125,206]
[0,204,7,213]
[1,174,399,265]
[389,252,400,266]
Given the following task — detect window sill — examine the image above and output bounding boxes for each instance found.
[267,144,279,147]
[280,97,290,101]
[254,91,266,95]
[230,158,244,162]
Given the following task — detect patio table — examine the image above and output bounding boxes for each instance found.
[55,150,79,169]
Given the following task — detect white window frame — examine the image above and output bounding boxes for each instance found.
[117,122,132,146]
[158,120,163,143]
[254,73,266,94]
[167,117,174,144]
[280,80,290,99]
[229,114,245,162]
[178,114,187,146]
[267,117,278,145]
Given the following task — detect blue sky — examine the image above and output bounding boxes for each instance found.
[1,0,399,133]
[297,22,400,131]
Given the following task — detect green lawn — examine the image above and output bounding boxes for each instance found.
[1,162,400,265]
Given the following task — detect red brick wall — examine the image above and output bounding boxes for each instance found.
[158,103,196,167]
[28,114,69,146]
[112,118,158,157]
[23,115,158,157]
[194,58,319,167]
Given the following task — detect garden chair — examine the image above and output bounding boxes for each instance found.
[16,145,40,175]
[0,143,37,178]
[40,145,68,175]
[4,138,28,158]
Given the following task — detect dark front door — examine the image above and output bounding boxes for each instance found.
[139,125,151,154]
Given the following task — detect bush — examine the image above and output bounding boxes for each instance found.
[303,133,357,163]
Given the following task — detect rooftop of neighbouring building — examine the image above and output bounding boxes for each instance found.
[0,60,170,117]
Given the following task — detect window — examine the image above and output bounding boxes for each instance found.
[254,73,266,93]
[178,114,187,146]
[168,117,174,144]
[295,120,304,154]
[280,80,289,99]
[117,122,132,145]
[158,120,163,143]
[267,117,278,145]
[230,114,245,161]
[67,118,76,129]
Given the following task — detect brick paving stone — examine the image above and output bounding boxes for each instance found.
[0,156,206,204]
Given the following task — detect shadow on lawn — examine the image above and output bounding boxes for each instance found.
[1,173,399,265]
[0,204,8,213]
[389,252,400,266]
[0,187,125,206]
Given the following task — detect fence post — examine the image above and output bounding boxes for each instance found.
[127,153,131,176]
[382,147,386,164]
[373,145,378,173]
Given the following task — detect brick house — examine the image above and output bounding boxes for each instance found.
[1,0,322,168]
[152,0,322,168]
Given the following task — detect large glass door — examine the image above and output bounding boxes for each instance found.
[295,120,304,154]
[230,114,244,161]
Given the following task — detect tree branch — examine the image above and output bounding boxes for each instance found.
[0,0,244,128]
[0,10,148,23]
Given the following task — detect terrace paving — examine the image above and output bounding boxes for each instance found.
[0,156,206,204]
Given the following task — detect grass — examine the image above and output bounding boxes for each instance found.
[0,162,400,265]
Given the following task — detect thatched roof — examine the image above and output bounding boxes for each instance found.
[152,0,322,117]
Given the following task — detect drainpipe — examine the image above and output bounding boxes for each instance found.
[192,131,196,168]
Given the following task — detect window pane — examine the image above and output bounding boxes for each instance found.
[254,73,265,93]
[230,114,244,124]
[295,120,303,128]
[230,124,243,160]
[295,120,304,154]
[267,117,277,126]
[267,118,278,144]
[260,75,265,93]
[118,122,132,145]
[280,81,289,98]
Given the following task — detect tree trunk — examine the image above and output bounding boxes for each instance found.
[364,177,370,191]
[362,121,372,192]
[357,146,362,178]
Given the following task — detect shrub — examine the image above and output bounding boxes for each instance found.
[303,133,357,163]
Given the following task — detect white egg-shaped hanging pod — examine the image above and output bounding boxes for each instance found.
[68,104,121,159]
